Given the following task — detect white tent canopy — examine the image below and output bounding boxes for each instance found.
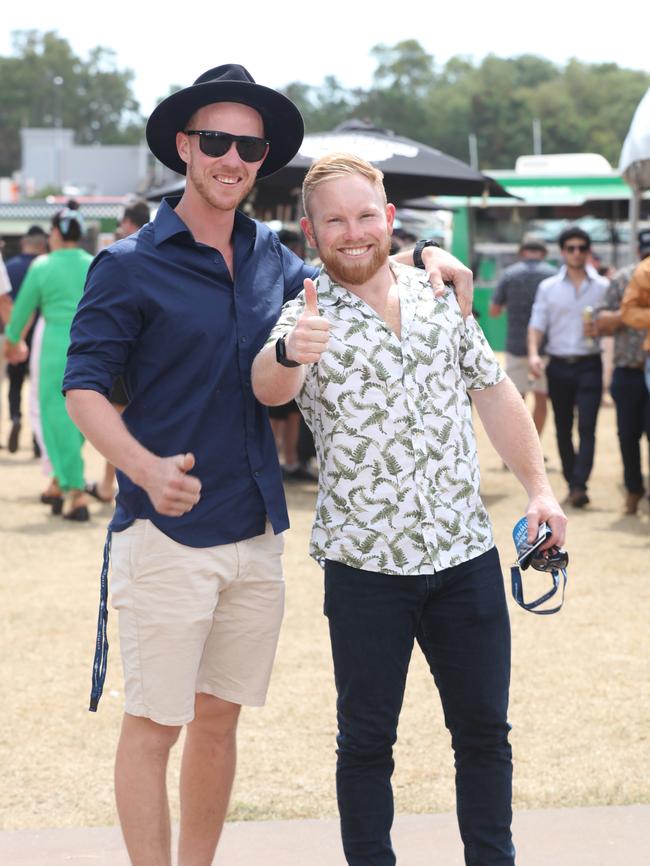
[619,86,650,256]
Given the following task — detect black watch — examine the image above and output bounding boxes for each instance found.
[275,335,301,368]
[413,239,441,270]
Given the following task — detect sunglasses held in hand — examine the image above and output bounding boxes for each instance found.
[510,517,569,615]
[184,130,269,162]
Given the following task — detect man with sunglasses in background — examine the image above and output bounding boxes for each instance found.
[62,65,474,866]
[528,227,609,507]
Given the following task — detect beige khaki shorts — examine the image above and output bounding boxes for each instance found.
[505,352,548,396]
[110,519,285,726]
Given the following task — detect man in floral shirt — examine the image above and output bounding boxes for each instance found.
[252,153,566,866]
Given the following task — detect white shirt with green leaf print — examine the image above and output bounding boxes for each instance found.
[267,261,505,575]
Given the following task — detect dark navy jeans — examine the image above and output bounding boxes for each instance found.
[324,547,514,866]
[546,354,602,492]
[609,366,650,494]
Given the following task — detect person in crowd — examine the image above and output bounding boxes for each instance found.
[489,235,556,436]
[116,198,151,240]
[389,226,417,255]
[4,202,92,520]
[3,225,49,454]
[0,251,13,446]
[252,152,566,866]
[62,64,474,866]
[85,199,152,504]
[621,231,650,397]
[588,229,650,515]
[528,227,609,507]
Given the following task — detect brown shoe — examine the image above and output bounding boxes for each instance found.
[624,491,644,515]
[568,488,590,508]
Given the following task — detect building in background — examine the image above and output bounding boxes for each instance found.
[18,129,151,198]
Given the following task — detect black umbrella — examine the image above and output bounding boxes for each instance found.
[146,120,512,208]
[256,119,512,204]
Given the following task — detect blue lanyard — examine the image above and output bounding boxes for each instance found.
[510,563,567,615]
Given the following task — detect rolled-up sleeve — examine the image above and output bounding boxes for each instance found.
[460,315,505,390]
[63,251,143,396]
[528,281,549,333]
[265,294,305,346]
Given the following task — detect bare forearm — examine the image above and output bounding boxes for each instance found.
[66,389,156,486]
[251,344,305,406]
[527,326,544,358]
[471,378,550,497]
[0,295,12,326]
[595,309,623,335]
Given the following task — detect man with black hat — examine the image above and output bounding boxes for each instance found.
[63,64,473,866]
[489,235,556,437]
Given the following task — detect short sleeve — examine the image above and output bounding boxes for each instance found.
[63,250,143,396]
[597,274,624,312]
[491,272,509,306]
[460,316,506,391]
[265,291,307,346]
[279,244,318,302]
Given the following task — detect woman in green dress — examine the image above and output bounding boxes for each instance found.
[5,203,93,521]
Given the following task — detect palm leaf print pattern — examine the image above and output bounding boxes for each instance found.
[267,263,505,575]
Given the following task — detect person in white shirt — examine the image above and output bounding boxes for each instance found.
[252,153,566,866]
[528,227,609,508]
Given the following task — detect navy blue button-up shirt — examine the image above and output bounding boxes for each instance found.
[63,197,316,547]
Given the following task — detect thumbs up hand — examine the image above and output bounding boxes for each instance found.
[142,452,202,517]
[284,278,330,364]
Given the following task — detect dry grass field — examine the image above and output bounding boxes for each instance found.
[0,375,648,831]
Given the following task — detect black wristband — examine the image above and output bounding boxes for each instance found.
[413,239,441,270]
[275,335,301,368]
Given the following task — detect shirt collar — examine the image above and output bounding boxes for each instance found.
[152,196,257,249]
[557,262,602,282]
[315,260,426,308]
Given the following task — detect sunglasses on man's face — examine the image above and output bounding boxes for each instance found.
[564,243,588,253]
[184,130,269,163]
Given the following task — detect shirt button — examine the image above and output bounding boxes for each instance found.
[254,470,260,477]
[240,336,248,344]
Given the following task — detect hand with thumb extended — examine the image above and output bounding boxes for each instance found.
[176,452,196,474]
[303,277,319,316]
[284,278,330,365]
[144,451,202,517]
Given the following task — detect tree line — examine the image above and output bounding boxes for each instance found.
[1,32,648,181]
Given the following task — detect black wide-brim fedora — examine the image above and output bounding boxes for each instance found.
[146,63,304,178]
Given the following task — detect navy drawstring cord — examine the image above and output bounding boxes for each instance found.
[89,530,112,711]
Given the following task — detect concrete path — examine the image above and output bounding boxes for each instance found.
[2,804,648,865]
